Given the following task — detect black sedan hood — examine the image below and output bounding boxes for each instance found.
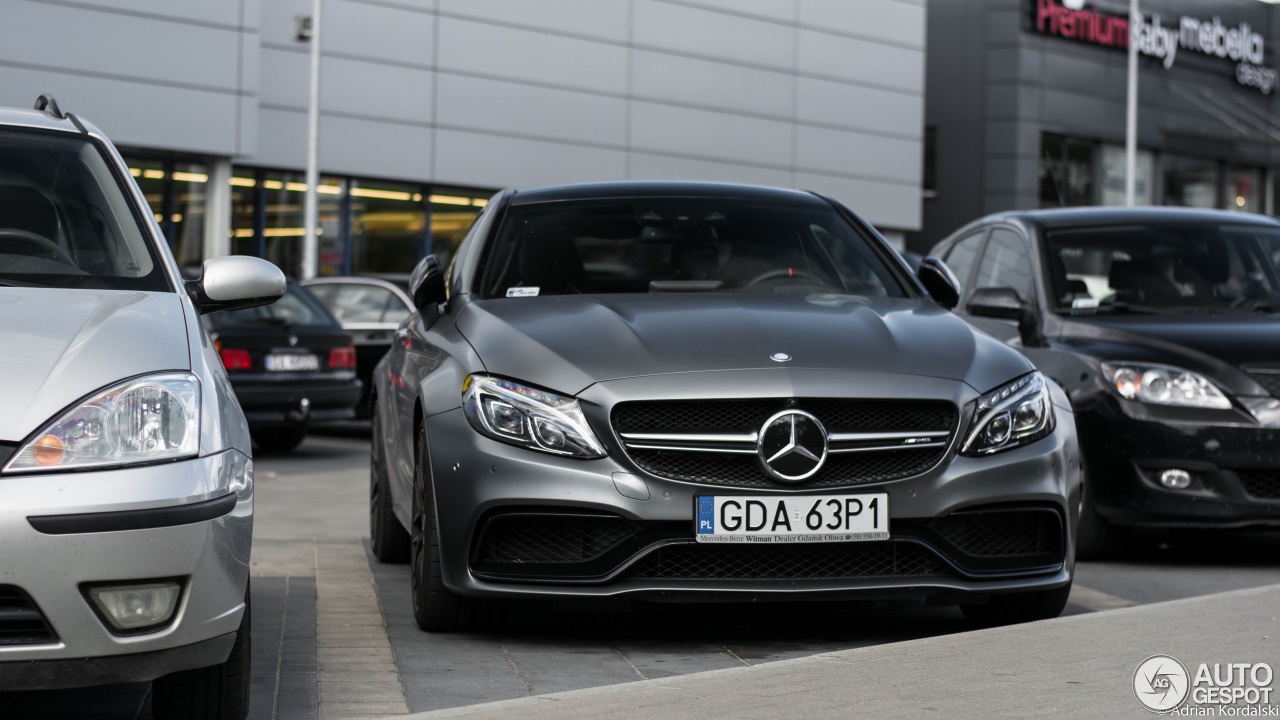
[457,294,1031,395]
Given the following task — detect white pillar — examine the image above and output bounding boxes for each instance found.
[302,0,322,280]
[204,157,232,260]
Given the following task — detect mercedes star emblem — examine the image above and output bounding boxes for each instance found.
[757,409,828,482]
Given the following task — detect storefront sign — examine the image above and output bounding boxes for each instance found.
[1033,0,1278,94]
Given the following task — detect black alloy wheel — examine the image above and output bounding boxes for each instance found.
[409,422,505,632]
[369,397,410,563]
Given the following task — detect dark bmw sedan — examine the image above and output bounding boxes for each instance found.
[368,181,1081,631]
[204,281,361,450]
[932,207,1280,556]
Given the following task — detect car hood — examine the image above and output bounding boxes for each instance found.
[457,293,1030,395]
[0,288,190,442]
[1063,313,1280,367]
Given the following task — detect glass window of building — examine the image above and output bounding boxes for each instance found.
[1100,145,1154,206]
[1226,166,1262,213]
[261,172,344,278]
[1163,156,1218,208]
[230,171,259,257]
[1039,133,1094,207]
[170,162,207,269]
[429,189,489,273]
[350,180,425,276]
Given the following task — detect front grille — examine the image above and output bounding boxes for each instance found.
[628,447,946,490]
[627,541,948,581]
[478,515,640,564]
[928,509,1063,559]
[1245,369,1280,399]
[613,399,955,435]
[0,586,57,646]
[614,398,956,489]
[1236,470,1280,500]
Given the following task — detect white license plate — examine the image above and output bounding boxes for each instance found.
[695,494,889,543]
[264,353,319,372]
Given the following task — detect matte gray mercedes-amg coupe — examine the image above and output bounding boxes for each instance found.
[369,182,1081,631]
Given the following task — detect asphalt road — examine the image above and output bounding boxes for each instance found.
[4,429,1280,719]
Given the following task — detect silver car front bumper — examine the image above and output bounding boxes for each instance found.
[0,450,252,690]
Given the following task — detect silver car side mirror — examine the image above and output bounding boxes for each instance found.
[187,256,286,315]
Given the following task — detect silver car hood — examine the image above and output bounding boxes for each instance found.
[457,293,1032,396]
[0,288,190,442]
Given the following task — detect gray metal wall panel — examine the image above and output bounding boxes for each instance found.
[435,74,626,147]
[434,129,626,187]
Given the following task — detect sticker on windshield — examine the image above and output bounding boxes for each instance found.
[506,287,540,298]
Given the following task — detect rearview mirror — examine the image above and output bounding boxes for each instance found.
[410,254,446,311]
[917,256,960,310]
[967,287,1025,319]
[187,256,286,315]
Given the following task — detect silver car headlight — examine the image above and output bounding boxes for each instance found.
[462,375,606,458]
[962,372,1054,456]
[5,373,201,473]
[1101,362,1231,410]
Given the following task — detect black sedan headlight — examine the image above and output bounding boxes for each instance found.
[1100,362,1231,410]
[462,375,606,458]
[961,372,1054,456]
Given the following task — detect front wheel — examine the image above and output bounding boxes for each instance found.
[370,399,410,563]
[152,587,251,720]
[1076,467,1125,560]
[961,582,1071,627]
[409,423,505,632]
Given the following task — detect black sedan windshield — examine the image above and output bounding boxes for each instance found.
[1046,221,1280,313]
[480,198,905,299]
[0,129,168,291]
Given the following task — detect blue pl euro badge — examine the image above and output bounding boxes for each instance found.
[697,497,715,535]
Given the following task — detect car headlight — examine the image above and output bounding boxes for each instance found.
[962,372,1054,456]
[5,373,201,473]
[462,375,606,458]
[1101,362,1231,410]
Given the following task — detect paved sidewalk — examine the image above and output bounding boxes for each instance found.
[393,584,1280,720]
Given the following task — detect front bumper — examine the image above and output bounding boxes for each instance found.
[420,371,1079,603]
[0,450,252,690]
[1079,396,1280,528]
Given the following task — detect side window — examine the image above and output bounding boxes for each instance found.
[943,231,985,291]
[974,228,1034,302]
[332,284,395,323]
[383,295,412,324]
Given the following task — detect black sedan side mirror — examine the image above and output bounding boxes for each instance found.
[967,287,1024,319]
[409,254,446,311]
[968,287,1046,348]
[917,256,960,310]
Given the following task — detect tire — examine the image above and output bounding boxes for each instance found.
[961,582,1072,627]
[370,398,410,563]
[1076,466,1125,560]
[152,586,251,720]
[409,422,506,632]
[253,423,308,452]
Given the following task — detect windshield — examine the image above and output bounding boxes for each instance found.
[1046,221,1280,313]
[0,128,168,291]
[479,198,906,299]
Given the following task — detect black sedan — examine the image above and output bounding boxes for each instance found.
[204,280,362,450]
[931,207,1280,556]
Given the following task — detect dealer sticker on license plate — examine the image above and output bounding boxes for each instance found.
[695,494,889,543]
[264,353,320,372]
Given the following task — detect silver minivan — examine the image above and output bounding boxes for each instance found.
[0,97,283,719]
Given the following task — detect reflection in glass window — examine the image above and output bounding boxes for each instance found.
[1163,156,1217,209]
[1100,145,1154,206]
[171,162,207,269]
[430,189,486,274]
[1040,133,1094,207]
[1226,166,1261,213]
[261,172,343,278]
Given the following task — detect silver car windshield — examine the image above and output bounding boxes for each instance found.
[1047,222,1280,313]
[480,198,907,299]
[0,128,167,291]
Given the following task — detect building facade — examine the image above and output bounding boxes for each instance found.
[913,0,1280,252]
[2,0,927,277]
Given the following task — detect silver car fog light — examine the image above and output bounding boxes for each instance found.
[462,375,606,458]
[86,581,182,632]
